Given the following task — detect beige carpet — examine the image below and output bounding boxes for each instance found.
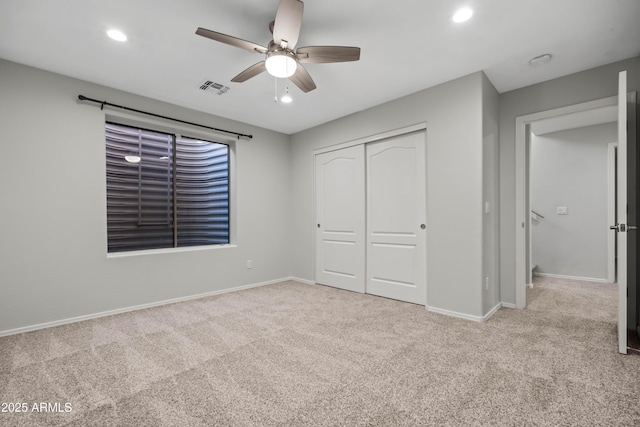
[1,278,639,426]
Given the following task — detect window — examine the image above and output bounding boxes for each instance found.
[105,122,230,253]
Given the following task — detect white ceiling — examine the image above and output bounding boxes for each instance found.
[1,0,639,135]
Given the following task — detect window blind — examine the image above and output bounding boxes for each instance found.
[106,123,229,252]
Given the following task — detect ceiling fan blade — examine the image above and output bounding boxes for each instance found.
[196,27,268,54]
[231,62,267,82]
[273,0,304,49]
[296,46,361,64]
[289,63,316,93]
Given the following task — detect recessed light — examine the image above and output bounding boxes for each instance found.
[107,29,127,42]
[280,86,293,104]
[452,7,473,23]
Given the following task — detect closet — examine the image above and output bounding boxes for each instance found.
[315,130,426,305]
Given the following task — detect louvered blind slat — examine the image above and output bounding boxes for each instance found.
[106,123,230,252]
[176,136,229,247]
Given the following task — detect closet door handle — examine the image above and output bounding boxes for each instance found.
[420,224,426,230]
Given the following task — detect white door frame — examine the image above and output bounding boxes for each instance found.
[312,123,427,157]
[515,96,618,309]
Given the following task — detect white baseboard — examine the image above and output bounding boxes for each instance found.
[288,276,315,285]
[0,277,292,338]
[483,303,502,321]
[501,302,517,309]
[427,302,502,323]
[534,272,608,283]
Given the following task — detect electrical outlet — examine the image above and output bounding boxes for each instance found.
[485,277,489,290]
[557,206,568,215]
[247,260,252,269]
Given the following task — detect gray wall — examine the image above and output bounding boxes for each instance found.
[531,123,616,280]
[291,72,496,319]
[482,73,501,313]
[0,59,292,333]
[7,52,636,332]
[499,56,640,304]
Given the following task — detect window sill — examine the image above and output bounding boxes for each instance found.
[107,244,237,258]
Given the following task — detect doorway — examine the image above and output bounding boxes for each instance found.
[514,96,618,308]
[529,119,617,284]
[515,80,637,354]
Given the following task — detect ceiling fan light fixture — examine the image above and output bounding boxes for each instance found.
[265,51,297,78]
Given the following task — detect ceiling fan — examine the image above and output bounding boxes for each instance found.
[196,0,361,93]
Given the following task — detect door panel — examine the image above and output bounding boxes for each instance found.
[366,132,426,304]
[315,146,365,293]
[607,143,617,284]
[617,70,628,354]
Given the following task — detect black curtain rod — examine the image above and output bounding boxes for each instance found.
[77,95,253,140]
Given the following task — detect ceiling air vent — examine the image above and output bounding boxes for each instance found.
[197,79,230,95]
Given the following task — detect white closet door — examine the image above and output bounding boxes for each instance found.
[315,145,365,293]
[366,132,426,304]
